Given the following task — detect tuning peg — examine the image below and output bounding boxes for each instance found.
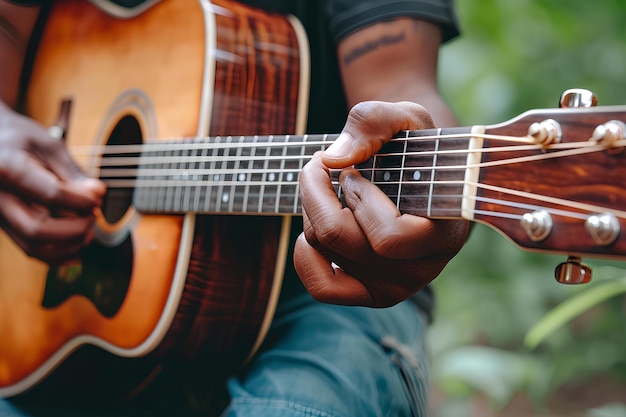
[559,88,598,108]
[554,256,592,284]
[527,119,562,145]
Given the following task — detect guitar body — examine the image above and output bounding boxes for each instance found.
[0,0,309,399]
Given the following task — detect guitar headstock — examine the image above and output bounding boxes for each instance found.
[471,104,626,281]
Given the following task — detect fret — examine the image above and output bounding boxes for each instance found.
[247,135,266,213]
[203,135,221,212]
[148,144,167,210]
[170,145,180,212]
[325,134,342,200]
[157,145,173,210]
[133,146,148,210]
[274,136,286,214]
[278,135,300,213]
[398,131,409,208]
[427,130,441,217]
[292,134,307,214]
[229,135,245,212]
[180,140,193,212]
[193,140,209,211]
[241,135,258,212]
[215,136,232,211]
[259,135,274,213]
[148,145,159,211]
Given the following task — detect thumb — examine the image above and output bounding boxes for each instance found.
[322,101,434,168]
[33,128,106,198]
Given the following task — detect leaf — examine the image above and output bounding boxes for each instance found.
[524,277,626,350]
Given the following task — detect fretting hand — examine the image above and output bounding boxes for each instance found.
[294,101,470,307]
[0,101,106,264]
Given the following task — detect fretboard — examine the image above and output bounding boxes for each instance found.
[126,127,474,217]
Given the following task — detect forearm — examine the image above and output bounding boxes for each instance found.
[0,2,40,107]
[338,17,457,128]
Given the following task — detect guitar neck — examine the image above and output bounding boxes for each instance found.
[99,105,626,259]
[123,127,475,217]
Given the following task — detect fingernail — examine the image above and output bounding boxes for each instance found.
[81,178,106,192]
[324,134,351,159]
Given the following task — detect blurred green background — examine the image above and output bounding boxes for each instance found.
[429,0,626,416]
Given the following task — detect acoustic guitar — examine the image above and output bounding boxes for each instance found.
[1,0,309,400]
[1,0,626,401]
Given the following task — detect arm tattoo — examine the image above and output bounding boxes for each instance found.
[342,30,407,66]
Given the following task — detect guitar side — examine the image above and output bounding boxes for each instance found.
[0,0,308,398]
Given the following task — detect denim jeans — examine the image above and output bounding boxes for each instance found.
[0,277,431,417]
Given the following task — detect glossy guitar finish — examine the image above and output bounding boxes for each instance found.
[368,108,626,259]
[476,108,626,258]
[0,0,308,398]
[2,0,626,402]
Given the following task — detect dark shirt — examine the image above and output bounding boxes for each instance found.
[235,0,459,320]
[238,0,459,135]
[16,0,459,320]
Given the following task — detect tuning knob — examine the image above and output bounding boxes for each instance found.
[559,88,598,108]
[585,213,620,245]
[591,120,625,154]
[554,256,592,284]
[528,119,562,145]
[521,210,553,241]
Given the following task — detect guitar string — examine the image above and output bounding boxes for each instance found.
[64,131,625,222]
[121,172,626,223]
[88,140,626,177]
[91,139,610,169]
[67,131,532,156]
[126,177,626,223]
[94,139,621,177]
[100,142,625,217]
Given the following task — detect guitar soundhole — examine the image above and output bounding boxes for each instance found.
[100,115,143,223]
[41,115,142,317]
[43,236,133,317]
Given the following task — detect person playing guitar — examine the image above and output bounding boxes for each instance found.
[0,0,468,416]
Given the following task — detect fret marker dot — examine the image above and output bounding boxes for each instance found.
[413,171,422,181]
[222,192,230,203]
[286,173,294,182]
[383,172,391,181]
[238,173,246,181]
[268,173,276,181]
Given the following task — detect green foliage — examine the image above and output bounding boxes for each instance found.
[525,275,626,350]
[430,1,626,413]
[440,0,626,126]
[429,227,626,415]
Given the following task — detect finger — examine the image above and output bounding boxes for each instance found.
[322,101,434,168]
[0,191,96,242]
[0,150,104,211]
[293,233,374,306]
[295,231,440,307]
[30,127,107,202]
[23,117,88,182]
[340,168,470,259]
[12,114,106,205]
[299,153,372,259]
[3,228,87,265]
